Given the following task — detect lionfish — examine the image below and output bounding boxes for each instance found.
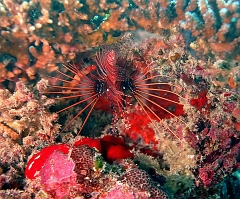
[45,36,189,150]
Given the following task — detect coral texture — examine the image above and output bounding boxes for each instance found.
[0,0,239,198]
[0,79,60,143]
[121,168,169,199]
[25,143,169,198]
[0,0,239,86]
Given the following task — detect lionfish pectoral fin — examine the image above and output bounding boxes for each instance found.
[59,94,98,134]
[76,96,99,136]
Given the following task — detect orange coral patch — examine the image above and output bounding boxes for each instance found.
[209,42,234,52]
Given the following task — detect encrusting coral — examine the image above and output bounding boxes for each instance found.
[0,79,62,198]
[24,141,169,198]
[0,79,61,143]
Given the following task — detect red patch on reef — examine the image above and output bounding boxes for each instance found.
[26,136,134,179]
[100,135,125,146]
[100,135,134,163]
[236,123,240,131]
[190,90,210,111]
[198,167,214,187]
[106,145,134,163]
[25,144,70,179]
[74,137,101,152]
[223,101,236,113]
[139,148,159,158]
[124,107,158,148]
[184,130,199,149]
[122,84,184,149]
[181,74,195,85]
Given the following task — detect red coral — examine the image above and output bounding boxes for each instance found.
[26,136,134,181]
[74,137,101,152]
[25,144,70,179]
[184,130,198,149]
[198,167,214,187]
[122,106,158,148]
[236,123,240,131]
[223,101,236,113]
[100,135,126,146]
[190,90,209,110]
[181,74,195,85]
[139,148,159,158]
[106,145,134,163]
[100,135,134,163]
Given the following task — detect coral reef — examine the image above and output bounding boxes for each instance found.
[0,0,239,87]
[120,168,169,198]
[0,79,62,198]
[0,79,61,143]
[25,143,169,198]
[0,0,239,198]
[113,31,239,197]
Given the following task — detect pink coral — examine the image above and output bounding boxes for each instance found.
[198,167,214,187]
[27,145,100,198]
[40,150,77,198]
[26,143,169,198]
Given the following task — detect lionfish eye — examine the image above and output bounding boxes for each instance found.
[95,80,105,95]
[122,78,135,92]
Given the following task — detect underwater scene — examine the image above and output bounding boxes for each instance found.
[0,0,239,198]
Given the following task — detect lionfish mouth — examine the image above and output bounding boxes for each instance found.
[44,36,189,151]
